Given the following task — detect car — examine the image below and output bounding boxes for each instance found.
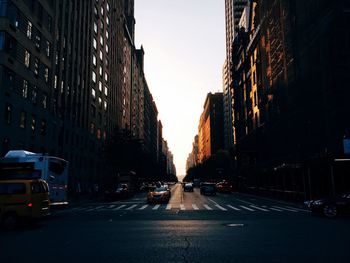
[183,183,194,192]
[147,186,171,203]
[216,181,233,193]
[200,183,216,195]
[105,184,131,200]
[0,179,50,229]
[305,192,350,218]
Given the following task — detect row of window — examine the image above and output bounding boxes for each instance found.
[4,104,47,135]
[90,122,106,140]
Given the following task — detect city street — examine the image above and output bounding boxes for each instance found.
[1,183,349,263]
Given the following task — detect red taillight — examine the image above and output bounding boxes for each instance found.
[27,203,33,207]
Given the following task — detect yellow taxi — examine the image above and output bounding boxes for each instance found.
[147,186,171,203]
[0,179,50,228]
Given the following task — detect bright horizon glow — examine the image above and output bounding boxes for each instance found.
[135,0,225,177]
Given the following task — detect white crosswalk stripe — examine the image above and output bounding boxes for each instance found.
[269,207,283,212]
[86,205,105,211]
[138,205,148,210]
[204,204,213,210]
[272,206,298,212]
[240,205,255,211]
[192,204,199,210]
[153,204,160,210]
[166,204,172,210]
[113,204,126,210]
[126,204,138,210]
[215,204,227,211]
[180,204,186,210]
[250,205,269,211]
[227,205,240,211]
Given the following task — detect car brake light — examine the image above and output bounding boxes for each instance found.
[27,203,33,207]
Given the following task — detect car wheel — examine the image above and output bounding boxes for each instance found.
[323,204,337,218]
[2,213,18,230]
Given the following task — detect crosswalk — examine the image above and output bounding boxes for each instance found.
[67,203,308,214]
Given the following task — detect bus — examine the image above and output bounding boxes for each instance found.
[0,150,69,206]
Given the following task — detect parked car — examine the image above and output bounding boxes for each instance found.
[216,181,233,193]
[147,186,171,203]
[105,184,131,200]
[184,183,194,192]
[0,179,50,228]
[305,192,350,218]
[200,183,216,195]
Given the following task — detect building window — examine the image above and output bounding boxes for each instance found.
[32,86,37,104]
[100,35,103,46]
[43,94,47,109]
[4,103,12,125]
[98,97,102,108]
[103,101,107,111]
[106,16,109,26]
[99,50,103,60]
[20,111,26,129]
[99,66,103,76]
[31,115,36,133]
[34,58,39,76]
[106,3,110,12]
[100,20,104,31]
[93,38,97,49]
[46,41,50,57]
[91,88,96,99]
[24,50,31,68]
[26,21,32,39]
[54,75,57,89]
[35,33,41,49]
[90,122,95,134]
[98,81,102,91]
[105,44,108,53]
[93,22,98,34]
[101,6,104,16]
[92,71,96,83]
[40,120,46,135]
[44,67,49,82]
[104,86,108,96]
[97,129,101,139]
[92,54,97,66]
[104,72,108,81]
[22,80,28,98]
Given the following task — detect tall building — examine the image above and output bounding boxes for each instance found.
[223,0,248,150]
[198,92,224,163]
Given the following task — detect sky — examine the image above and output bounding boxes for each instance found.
[134,0,226,177]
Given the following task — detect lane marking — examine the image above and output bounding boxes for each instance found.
[269,207,283,212]
[215,204,227,211]
[153,204,160,210]
[138,205,148,210]
[284,205,309,212]
[180,204,186,210]
[204,204,213,210]
[235,198,255,205]
[272,206,298,212]
[250,205,269,212]
[192,204,199,210]
[240,205,255,211]
[166,204,172,210]
[107,205,116,209]
[208,198,219,206]
[227,205,240,211]
[126,204,138,210]
[113,204,126,210]
[86,205,105,211]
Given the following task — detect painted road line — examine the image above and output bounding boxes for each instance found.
[215,204,227,211]
[208,198,219,205]
[113,204,126,210]
[284,205,309,212]
[86,205,105,211]
[192,204,199,210]
[138,205,148,210]
[180,204,186,210]
[272,206,298,212]
[166,204,172,210]
[227,205,240,211]
[153,204,160,210]
[269,207,283,212]
[240,205,255,211]
[107,205,116,209]
[126,204,138,210]
[204,204,213,210]
[250,205,269,211]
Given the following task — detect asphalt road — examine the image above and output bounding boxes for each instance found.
[1,183,349,263]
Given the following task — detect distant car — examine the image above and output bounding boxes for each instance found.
[216,181,233,193]
[147,186,171,203]
[305,193,350,218]
[200,183,216,195]
[105,184,130,200]
[184,183,194,192]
